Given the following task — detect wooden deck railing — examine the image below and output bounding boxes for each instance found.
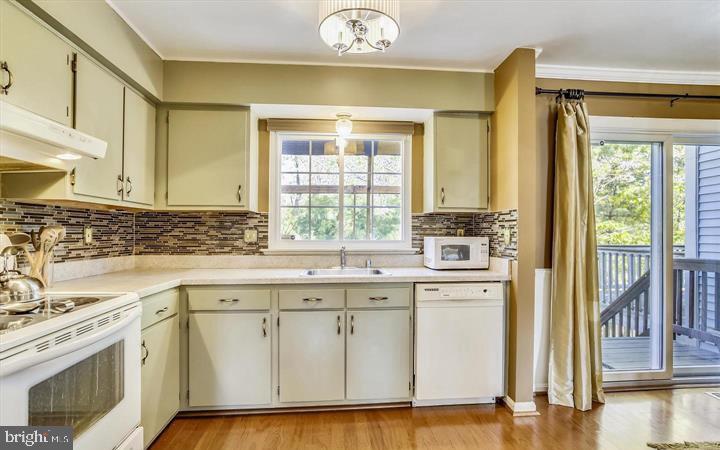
[598,247,719,347]
[597,245,684,306]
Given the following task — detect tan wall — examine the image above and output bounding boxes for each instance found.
[25,0,163,100]
[492,48,537,404]
[535,78,720,267]
[163,61,494,111]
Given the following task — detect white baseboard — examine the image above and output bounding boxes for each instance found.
[503,396,540,417]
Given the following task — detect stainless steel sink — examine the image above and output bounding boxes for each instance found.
[302,268,390,276]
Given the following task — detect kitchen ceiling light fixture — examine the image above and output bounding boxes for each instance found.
[319,0,400,55]
[335,113,353,137]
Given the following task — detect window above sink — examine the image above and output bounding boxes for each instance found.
[269,132,412,252]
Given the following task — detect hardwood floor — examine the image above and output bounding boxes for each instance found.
[150,388,720,450]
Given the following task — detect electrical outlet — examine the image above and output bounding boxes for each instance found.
[244,228,258,243]
[83,225,93,245]
[503,227,512,246]
[456,228,465,237]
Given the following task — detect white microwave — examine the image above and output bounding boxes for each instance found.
[423,236,490,270]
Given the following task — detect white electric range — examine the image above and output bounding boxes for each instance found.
[0,292,143,450]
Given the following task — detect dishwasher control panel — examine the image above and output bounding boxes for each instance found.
[415,283,503,301]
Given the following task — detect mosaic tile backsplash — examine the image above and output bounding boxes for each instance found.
[1,200,518,263]
[0,201,134,264]
[134,210,268,255]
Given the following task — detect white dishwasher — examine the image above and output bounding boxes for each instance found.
[414,283,505,406]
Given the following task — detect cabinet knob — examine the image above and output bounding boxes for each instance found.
[0,61,13,95]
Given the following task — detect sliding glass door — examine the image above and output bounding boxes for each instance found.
[591,136,672,382]
[672,141,720,377]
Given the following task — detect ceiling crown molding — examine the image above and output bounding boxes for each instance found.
[536,64,720,86]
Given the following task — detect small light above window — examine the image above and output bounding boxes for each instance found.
[56,152,82,160]
[335,113,353,138]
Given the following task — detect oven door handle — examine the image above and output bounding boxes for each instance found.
[0,306,141,377]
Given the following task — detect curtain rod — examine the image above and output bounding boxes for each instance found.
[535,87,720,106]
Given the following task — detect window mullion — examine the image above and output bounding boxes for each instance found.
[368,140,374,240]
[308,140,313,240]
[339,139,345,242]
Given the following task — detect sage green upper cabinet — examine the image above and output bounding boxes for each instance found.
[0,1,72,125]
[123,89,156,206]
[72,53,125,202]
[424,113,489,212]
[167,109,248,208]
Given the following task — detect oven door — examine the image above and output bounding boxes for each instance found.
[0,308,141,450]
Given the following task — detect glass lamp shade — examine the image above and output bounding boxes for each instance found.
[319,0,400,54]
[335,114,353,137]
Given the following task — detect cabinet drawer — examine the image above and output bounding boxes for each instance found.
[347,288,410,309]
[141,289,179,329]
[188,288,271,311]
[279,289,345,310]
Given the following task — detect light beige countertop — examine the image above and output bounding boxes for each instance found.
[48,267,511,298]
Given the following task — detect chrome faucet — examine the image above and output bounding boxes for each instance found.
[339,246,347,269]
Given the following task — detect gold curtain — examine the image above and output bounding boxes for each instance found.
[548,101,606,411]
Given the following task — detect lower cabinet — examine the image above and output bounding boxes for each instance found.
[278,310,346,403]
[346,309,411,400]
[188,312,272,407]
[141,314,179,448]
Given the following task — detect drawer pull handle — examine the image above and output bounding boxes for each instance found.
[350,315,354,335]
[219,298,239,303]
[337,315,341,335]
[369,296,389,301]
[302,297,323,302]
[262,317,267,337]
[155,306,169,315]
[440,187,445,205]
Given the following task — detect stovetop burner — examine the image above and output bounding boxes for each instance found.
[0,295,117,334]
[0,316,34,332]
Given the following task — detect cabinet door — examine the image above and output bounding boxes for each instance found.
[188,312,271,407]
[435,113,488,210]
[141,316,179,448]
[73,54,125,201]
[0,2,72,125]
[279,311,345,403]
[346,310,410,400]
[167,109,248,207]
[123,89,155,206]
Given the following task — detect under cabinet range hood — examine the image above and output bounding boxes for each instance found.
[0,101,107,172]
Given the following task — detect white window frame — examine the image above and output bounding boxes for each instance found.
[268,131,412,252]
